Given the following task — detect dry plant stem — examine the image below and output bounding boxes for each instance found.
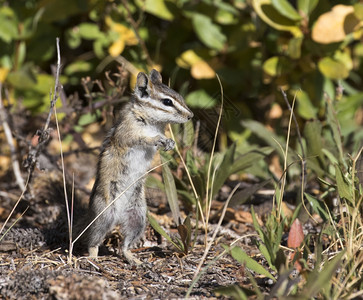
[277,94,296,221]
[192,183,241,281]
[168,124,206,229]
[0,83,25,191]
[72,160,171,246]
[280,89,306,178]
[205,74,224,237]
[0,206,29,242]
[24,37,62,184]
[349,146,363,255]
[120,0,153,67]
[187,232,257,298]
[0,174,30,236]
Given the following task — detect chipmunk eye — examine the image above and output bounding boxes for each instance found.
[162,98,173,106]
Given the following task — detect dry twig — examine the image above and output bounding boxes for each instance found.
[0,83,25,190]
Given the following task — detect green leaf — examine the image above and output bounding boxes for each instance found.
[241,120,285,156]
[251,0,302,36]
[186,90,216,109]
[191,13,227,51]
[7,66,37,90]
[0,10,18,43]
[263,56,293,77]
[147,212,181,251]
[304,120,323,160]
[144,0,174,21]
[271,0,302,21]
[296,90,317,119]
[229,180,271,207]
[230,147,273,174]
[78,112,99,126]
[183,120,194,147]
[302,251,345,298]
[304,193,329,221]
[227,246,275,280]
[326,97,344,165]
[145,175,165,190]
[65,61,93,75]
[78,23,103,40]
[304,120,325,176]
[354,3,363,20]
[318,57,349,80]
[288,36,303,59]
[212,143,236,197]
[297,0,318,16]
[162,157,181,226]
[214,285,249,299]
[335,165,353,203]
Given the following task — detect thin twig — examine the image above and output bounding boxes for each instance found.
[192,183,241,281]
[23,37,62,183]
[0,83,25,190]
[120,0,153,66]
[205,74,224,239]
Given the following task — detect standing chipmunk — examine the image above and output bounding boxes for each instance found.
[76,69,193,265]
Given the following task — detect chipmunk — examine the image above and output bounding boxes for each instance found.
[75,69,193,265]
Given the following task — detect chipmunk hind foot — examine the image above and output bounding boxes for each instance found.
[123,249,143,265]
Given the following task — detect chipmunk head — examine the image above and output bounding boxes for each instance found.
[133,69,193,124]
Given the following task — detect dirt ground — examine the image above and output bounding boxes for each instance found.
[0,172,278,299]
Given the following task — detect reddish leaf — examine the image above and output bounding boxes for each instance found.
[287,218,304,249]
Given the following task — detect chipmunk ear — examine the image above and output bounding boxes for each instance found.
[136,72,149,98]
[150,69,162,84]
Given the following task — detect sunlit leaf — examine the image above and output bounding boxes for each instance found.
[296,90,317,119]
[147,213,181,250]
[162,157,181,226]
[318,57,349,80]
[145,0,174,21]
[191,13,227,51]
[271,0,301,21]
[297,0,318,16]
[109,39,126,57]
[191,60,215,79]
[312,5,359,44]
[78,23,103,40]
[186,90,216,109]
[263,56,293,77]
[252,0,302,36]
[226,245,275,280]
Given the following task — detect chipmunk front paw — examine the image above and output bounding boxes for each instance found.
[155,137,175,151]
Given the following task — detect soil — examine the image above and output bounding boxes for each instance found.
[0,149,280,299]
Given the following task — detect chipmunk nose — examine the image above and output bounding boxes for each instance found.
[187,111,194,120]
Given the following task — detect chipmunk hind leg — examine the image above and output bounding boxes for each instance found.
[85,210,115,258]
[121,185,147,265]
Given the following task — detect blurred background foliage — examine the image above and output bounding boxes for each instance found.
[1,0,363,179]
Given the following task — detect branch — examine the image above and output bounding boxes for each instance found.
[120,0,153,67]
[23,37,62,183]
[0,83,25,190]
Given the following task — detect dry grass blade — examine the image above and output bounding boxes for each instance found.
[168,124,206,229]
[205,74,224,234]
[192,183,241,282]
